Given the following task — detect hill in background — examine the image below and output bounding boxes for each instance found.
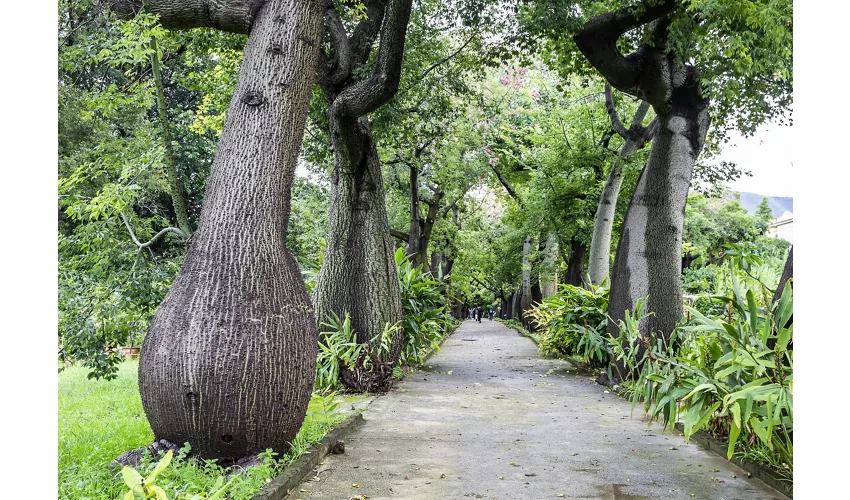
[720,191,793,218]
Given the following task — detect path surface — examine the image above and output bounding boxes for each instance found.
[294,320,787,500]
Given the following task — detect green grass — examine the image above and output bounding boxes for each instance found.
[59,360,365,499]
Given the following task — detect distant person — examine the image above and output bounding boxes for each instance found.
[476,307,483,323]
[489,305,496,320]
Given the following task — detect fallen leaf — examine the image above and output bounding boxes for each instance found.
[440,473,446,479]
[524,473,537,477]
[352,483,361,488]
[557,495,565,498]
[509,462,518,466]
[447,370,453,375]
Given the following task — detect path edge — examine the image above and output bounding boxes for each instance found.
[500,320,792,499]
[250,412,366,500]
[670,421,793,498]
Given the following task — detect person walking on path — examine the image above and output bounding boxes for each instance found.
[476,307,483,323]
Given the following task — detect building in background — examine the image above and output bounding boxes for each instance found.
[768,211,793,243]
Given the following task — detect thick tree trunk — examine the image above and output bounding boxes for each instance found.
[314,116,404,360]
[540,232,558,298]
[566,238,587,286]
[137,0,322,460]
[607,109,710,344]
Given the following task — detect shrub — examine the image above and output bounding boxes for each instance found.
[526,282,608,364]
[629,275,793,475]
[395,248,456,366]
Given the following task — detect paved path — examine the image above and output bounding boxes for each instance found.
[294,320,787,500]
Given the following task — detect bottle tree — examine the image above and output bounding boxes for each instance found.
[111,0,323,459]
[312,0,414,370]
[522,0,792,375]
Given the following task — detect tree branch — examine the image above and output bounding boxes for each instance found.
[323,0,353,85]
[331,0,413,119]
[400,31,477,95]
[121,212,186,249]
[110,0,266,34]
[490,163,523,207]
[390,229,411,241]
[604,84,628,138]
[573,0,677,94]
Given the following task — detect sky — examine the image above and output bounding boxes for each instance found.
[716,123,794,198]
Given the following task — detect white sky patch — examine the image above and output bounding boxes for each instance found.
[717,123,794,198]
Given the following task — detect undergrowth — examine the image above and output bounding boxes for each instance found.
[59,361,364,499]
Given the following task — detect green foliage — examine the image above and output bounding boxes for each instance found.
[527,283,609,364]
[520,0,793,142]
[627,275,793,475]
[395,248,456,365]
[59,361,360,499]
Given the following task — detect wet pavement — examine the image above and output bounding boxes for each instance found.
[292,320,788,500]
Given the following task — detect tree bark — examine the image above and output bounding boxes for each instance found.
[587,88,655,286]
[575,2,711,347]
[607,106,710,343]
[566,237,587,286]
[772,246,793,304]
[137,0,323,460]
[540,232,558,298]
[111,0,266,34]
[313,0,413,370]
[314,117,404,358]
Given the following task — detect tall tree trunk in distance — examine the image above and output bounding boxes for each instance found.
[540,232,559,298]
[575,1,711,355]
[406,164,421,261]
[587,85,656,286]
[314,0,413,368]
[520,237,533,321]
[566,237,587,286]
[135,0,323,460]
[150,37,192,238]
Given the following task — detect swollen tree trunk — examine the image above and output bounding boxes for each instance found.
[575,0,711,347]
[587,87,656,286]
[136,0,322,460]
[314,0,413,369]
[314,116,404,358]
[607,107,709,342]
[540,232,558,298]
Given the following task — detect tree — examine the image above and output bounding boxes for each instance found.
[755,196,774,235]
[586,85,656,285]
[312,0,414,370]
[523,0,792,354]
[110,0,324,459]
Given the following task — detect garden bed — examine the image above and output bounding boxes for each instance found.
[58,360,368,499]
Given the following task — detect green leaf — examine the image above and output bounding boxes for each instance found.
[147,449,173,483]
[122,466,143,488]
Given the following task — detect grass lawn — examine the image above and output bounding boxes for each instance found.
[59,360,364,499]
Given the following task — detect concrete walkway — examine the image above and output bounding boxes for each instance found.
[293,320,788,500]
